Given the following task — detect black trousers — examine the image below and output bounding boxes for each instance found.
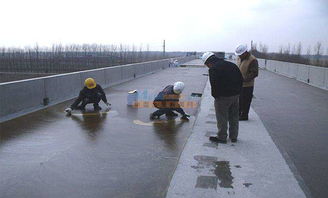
[152,108,177,117]
[74,97,101,110]
[152,101,183,117]
[239,86,254,118]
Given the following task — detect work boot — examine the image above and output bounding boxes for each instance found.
[239,116,248,121]
[230,138,238,143]
[150,113,159,120]
[180,115,190,121]
[209,136,227,144]
[166,111,178,117]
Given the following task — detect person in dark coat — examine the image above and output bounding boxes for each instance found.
[150,82,190,121]
[65,78,110,114]
[202,52,243,143]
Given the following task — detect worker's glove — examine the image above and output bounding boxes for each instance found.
[105,102,111,110]
[65,107,72,113]
[181,114,190,121]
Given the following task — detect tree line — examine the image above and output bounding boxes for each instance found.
[250,41,328,67]
[0,44,183,73]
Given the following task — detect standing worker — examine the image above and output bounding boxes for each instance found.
[65,78,111,114]
[202,52,243,143]
[150,81,190,121]
[235,44,259,121]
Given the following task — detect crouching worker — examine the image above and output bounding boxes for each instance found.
[65,78,111,114]
[150,81,190,121]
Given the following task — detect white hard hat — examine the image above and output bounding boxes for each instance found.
[173,81,185,94]
[201,52,215,64]
[235,44,248,56]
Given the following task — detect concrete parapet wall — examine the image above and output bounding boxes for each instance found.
[296,64,309,83]
[257,59,266,69]
[0,79,45,119]
[44,72,83,104]
[0,56,194,122]
[325,69,328,90]
[308,66,326,88]
[258,58,328,90]
[288,63,298,78]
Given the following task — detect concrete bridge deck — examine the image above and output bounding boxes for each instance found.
[0,65,207,198]
[1,59,328,198]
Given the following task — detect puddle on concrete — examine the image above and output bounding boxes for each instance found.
[69,110,110,116]
[213,161,234,189]
[191,93,203,97]
[243,183,252,188]
[195,176,218,190]
[133,119,183,126]
[193,158,234,189]
[203,142,218,148]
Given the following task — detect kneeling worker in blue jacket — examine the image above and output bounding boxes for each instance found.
[150,81,190,121]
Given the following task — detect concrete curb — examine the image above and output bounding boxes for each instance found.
[166,80,306,198]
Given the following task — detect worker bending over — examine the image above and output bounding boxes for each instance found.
[150,81,190,121]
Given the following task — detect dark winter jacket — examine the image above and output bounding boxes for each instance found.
[209,60,243,98]
[71,84,107,109]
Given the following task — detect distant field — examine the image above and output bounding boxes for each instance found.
[0,72,55,83]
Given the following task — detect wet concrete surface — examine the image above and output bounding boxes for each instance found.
[213,161,233,189]
[0,66,208,198]
[252,69,328,198]
[192,155,233,190]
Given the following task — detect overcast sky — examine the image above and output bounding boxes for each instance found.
[0,0,327,54]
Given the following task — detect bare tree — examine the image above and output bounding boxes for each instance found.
[306,45,311,55]
[314,42,322,56]
[296,42,302,56]
[283,43,291,55]
[292,44,296,55]
[252,43,258,51]
[279,45,283,54]
[259,43,268,54]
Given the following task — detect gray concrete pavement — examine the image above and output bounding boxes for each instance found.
[0,66,208,198]
[166,80,306,198]
[2,59,327,198]
[252,69,328,198]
